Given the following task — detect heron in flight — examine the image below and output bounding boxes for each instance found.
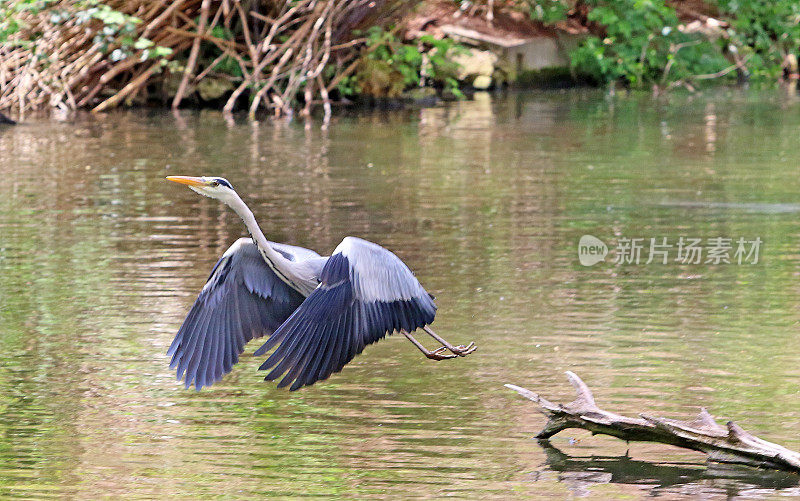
[165,176,476,391]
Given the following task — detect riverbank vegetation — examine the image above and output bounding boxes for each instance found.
[2,0,800,117]
[1,0,427,117]
[508,0,800,89]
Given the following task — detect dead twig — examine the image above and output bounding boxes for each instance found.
[173,0,213,108]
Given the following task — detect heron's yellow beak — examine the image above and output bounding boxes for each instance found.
[166,176,208,187]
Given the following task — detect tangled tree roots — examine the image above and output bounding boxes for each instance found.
[1,0,410,118]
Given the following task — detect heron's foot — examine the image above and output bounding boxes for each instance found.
[449,342,477,356]
[425,346,459,361]
[421,326,477,357]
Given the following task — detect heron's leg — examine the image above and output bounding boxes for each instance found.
[422,326,477,356]
[402,330,458,360]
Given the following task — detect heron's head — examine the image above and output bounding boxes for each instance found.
[166,176,238,204]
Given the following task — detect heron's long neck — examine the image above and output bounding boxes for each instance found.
[228,196,306,294]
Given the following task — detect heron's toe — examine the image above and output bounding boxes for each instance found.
[426,346,458,360]
[452,342,477,356]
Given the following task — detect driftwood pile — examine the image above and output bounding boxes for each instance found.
[0,0,406,117]
[506,372,800,472]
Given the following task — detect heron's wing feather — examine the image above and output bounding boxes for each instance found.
[254,236,436,391]
[168,238,306,390]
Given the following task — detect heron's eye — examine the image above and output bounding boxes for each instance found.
[210,181,219,187]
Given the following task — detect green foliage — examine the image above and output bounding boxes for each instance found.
[521,0,570,23]
[1,0,172,63]
[201,24,242,77]
[347,27,465,98]
[517,0,800,88]
[212,56,243,78]
[0,0,49,43]
[419,34,464,90]
[715,0,800,81]
[566,0,729,87]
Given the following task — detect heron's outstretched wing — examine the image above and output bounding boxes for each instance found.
[253,236,437,391]
[167,238,306,390]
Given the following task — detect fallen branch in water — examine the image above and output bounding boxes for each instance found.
[505,372,800,472]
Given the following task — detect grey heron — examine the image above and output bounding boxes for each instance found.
[165,176,476,391]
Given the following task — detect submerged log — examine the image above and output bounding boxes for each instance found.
[505,372,800,472]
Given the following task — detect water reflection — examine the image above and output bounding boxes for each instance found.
[536,442,800,497]
[1,90,800,498]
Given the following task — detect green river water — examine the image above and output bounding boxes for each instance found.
[1,90,800,499]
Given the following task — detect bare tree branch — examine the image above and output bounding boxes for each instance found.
[506,372,800,472]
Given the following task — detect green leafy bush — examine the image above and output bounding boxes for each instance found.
[715,0,800,81]
[569,0,729,87]
[347,27,464,98]
[521,0,571,23]
[515,0,800,88]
